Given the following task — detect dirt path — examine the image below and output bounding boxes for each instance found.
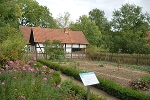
[60,73,120,100]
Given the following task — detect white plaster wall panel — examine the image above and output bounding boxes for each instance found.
[36,48,44,53]
[80,45,86,48]
[72,44,79,48]
[66,48,71,53]
[66,44,72,47]
[36,44,44,47]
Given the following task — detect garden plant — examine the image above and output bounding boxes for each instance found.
[0,57,86,100]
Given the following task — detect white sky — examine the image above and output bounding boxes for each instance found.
[36,0,150,22]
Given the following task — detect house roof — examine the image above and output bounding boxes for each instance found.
[20,26,89,45]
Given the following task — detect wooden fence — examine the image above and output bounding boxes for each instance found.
[27,51,150,66]
[27,52,86,59]
[89,52,150,66]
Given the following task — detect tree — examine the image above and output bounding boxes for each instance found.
[43,40,64,60]
[0,0,21,28]
[110,3,150,54]
[17,0,57,28]
[89,8,108,33]
[89,8,111,49]
[55,12,73,28]
[0,30,26,66]
[70,15,102,46]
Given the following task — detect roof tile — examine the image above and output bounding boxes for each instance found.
[20,26,89,44]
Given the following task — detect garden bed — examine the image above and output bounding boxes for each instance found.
[60,60,150,94]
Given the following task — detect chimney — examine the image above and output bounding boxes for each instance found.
[64,27,69,34]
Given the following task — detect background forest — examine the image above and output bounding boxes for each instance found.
[0,0,150,66]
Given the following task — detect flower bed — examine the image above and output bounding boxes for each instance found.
[0,58,104,100]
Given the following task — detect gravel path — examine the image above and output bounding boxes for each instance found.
[60,73,120,100]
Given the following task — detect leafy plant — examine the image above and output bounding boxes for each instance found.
[142,75,150,83]
[0,32,26,67]
[43,40,64,60]
[0,58,91,100]
[129,78,149,91]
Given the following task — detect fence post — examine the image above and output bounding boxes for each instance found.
[136,54,139,65]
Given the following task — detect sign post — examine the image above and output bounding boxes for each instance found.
[79,72,99,100]
[87,86,90,100]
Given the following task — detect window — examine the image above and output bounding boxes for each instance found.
[72,48,81,52]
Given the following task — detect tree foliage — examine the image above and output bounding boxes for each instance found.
[110,3,150,54]
[70,15,102,47]
[89,8,112,49]
[0,30,26,66]
[89,8,108,33]
[0,0,21,28]
[43,40,64,60]
[17,0,57,28]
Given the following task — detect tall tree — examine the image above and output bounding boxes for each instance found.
[89,8,111,49]
[89,8,108,33]
[17,0,57,28]
[70,15,102,46]
[110,3,150,54]
[55,12,73,28]
[0,0,21,28]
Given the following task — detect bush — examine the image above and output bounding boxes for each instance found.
[51,71,61,85]
[0,32,26,67]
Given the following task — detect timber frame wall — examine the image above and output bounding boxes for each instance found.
[26,43,87,59]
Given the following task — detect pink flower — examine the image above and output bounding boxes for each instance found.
[26,61,31,65]
[32,56,36,61]
[13,69,17,72]
[0,71,1,74]
[22,67,26,71]
[42,71,45,74]
[42,65,47,69]
[15,60,19,64]
[19,95,25,99]
[36,67,39,72]
[5,65,9,70]
[8,61,14,66]
[30,68,34,72]
[15,60,20,66]
[9,70,13,73]
[24,64,30,69]
[43,77,47,81]
[49,69,54,73]
[1,82,5,85]
[57,84,61,88]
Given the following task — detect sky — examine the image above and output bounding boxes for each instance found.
[36,0,150,22]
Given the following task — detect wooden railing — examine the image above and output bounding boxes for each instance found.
[88,52,150,66]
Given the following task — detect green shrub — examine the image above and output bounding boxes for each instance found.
[142,75,150,83]
[61,80,104,100]
[52,71,61,85]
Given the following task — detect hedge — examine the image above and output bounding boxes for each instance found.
[37,59,150,100]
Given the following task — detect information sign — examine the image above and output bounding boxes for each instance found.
[79,72,99,86]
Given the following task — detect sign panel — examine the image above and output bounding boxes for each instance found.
[79,72,99,86]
